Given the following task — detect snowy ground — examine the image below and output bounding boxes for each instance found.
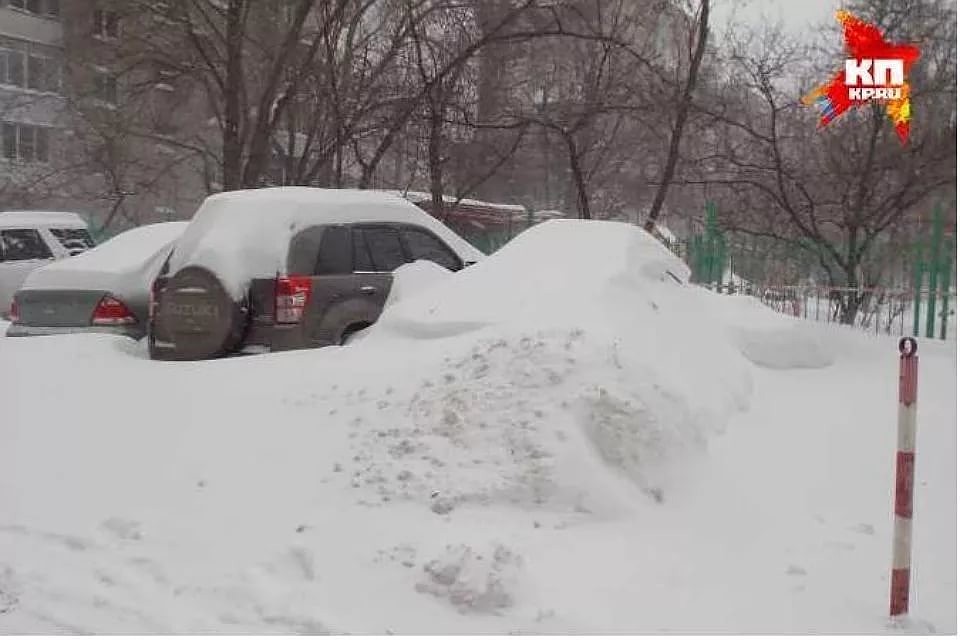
[0,221,955,634]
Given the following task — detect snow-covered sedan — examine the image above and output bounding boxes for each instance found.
[6,222,188,340]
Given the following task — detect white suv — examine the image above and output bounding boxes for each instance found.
[0,211,96,319]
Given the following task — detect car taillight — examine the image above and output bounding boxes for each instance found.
[91,295,137,326]
[8,298,19,323]
[275,275,311,324]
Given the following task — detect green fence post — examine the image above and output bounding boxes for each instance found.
[939,237,953,341]
[716,234,727,292]
[926,205,944,339]
[692,234,704,283]
[912,241,923,337]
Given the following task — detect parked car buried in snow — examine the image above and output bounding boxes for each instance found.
[6,222,189,339]
[0,211,96,320]
[147,188,484,361]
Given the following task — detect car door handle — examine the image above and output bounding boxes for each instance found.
[359,286,377,295]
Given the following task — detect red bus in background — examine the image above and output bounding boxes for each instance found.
[394,191,564,253]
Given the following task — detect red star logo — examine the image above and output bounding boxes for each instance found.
[802,11,921,144]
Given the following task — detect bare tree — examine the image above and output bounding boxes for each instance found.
[504,0,670,219]
[643,0,709,233]
[685,0,956,322]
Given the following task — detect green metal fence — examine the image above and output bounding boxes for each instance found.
[662,201,957,341]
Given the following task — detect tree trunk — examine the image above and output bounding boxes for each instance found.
[428,95,446,221]
[562,132,591,220]
[842,268,862,325]
[643,0,709,233]
[221,0,245,191]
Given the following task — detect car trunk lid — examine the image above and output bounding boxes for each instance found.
[14,289,107,327]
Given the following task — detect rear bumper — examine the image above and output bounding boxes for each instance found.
[5,324,143,339]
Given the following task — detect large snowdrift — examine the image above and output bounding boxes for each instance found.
[0,221,954,634]
[358,221,753,507]
[369,219,691,333]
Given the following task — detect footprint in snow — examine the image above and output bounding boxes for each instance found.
[0,524,93,552]
[125,556,169,585]
[100,517,143,542]
[0,566,19,615]
[824,540,856,552]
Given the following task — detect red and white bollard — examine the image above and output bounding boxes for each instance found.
[890,337,919,617]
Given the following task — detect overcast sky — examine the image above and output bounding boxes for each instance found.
[711,0,843,35]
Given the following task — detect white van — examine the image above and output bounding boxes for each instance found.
[0,211,96,319]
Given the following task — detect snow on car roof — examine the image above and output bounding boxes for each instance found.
[167,187,486,300]
[0,211,89,229]
[23,222,189,294]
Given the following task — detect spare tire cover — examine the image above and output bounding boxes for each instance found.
[157,266,246,360]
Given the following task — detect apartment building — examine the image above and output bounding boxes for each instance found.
[0,0,210,231]
[0,0,65,206]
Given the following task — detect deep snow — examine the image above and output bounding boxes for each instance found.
[0,221,955,634]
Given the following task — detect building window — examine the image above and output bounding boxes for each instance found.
[1,122,51,163]
[9,0,59,18]
[1,123,14,159]
[94,72,118,104]
[26,55,58,91]
[0,50,25,87]
[94,9,121,39]
[0,48,60,92]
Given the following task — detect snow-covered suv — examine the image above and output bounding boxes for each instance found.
[148,188,484,360]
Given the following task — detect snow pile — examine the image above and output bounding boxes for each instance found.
[22,222,188,294]
[166,188,484,300]
[415,543,523,614]
[369,219,691,335]
[707,295,836,369]
[349,221,752,511]
[0,218,955,633]
[732,325,834,369]
[384,260,453,308]
[346,325,721,516]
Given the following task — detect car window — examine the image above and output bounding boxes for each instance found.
[352,228,374,272]
[363,227,405,272]
[49,228,96,256]
[402,228,462,271]
[315,226,351,275]
[0,229,53,261]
